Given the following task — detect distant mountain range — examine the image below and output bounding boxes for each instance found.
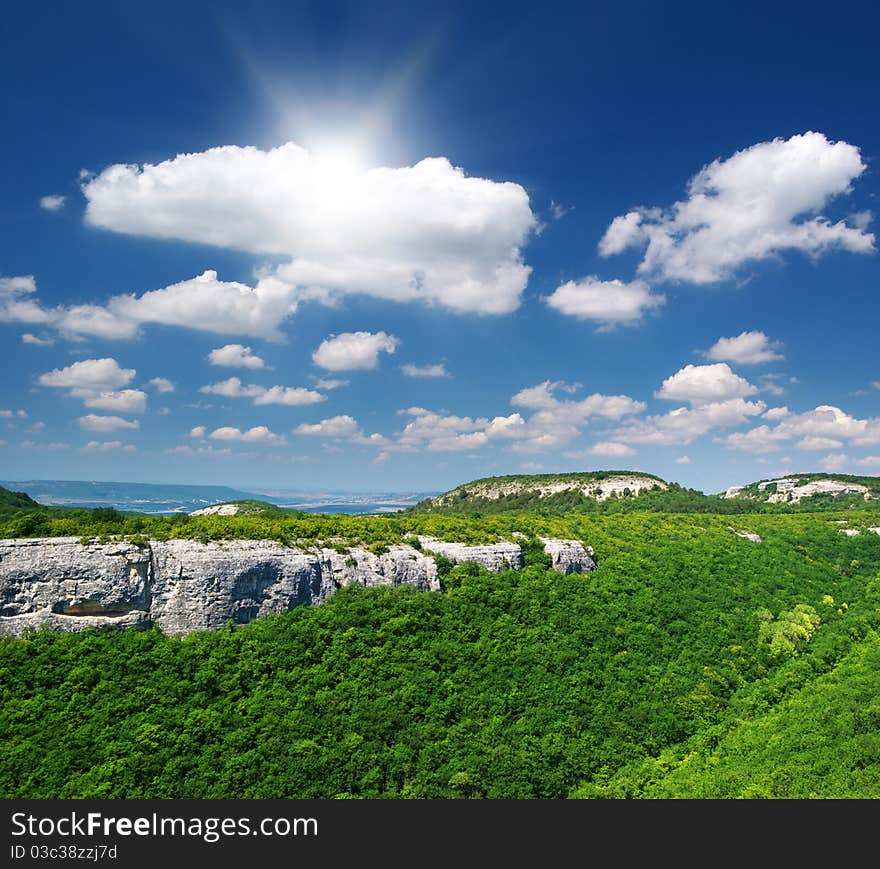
[0,480,437,515]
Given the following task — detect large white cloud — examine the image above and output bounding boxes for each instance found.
[616,399,766,445]
[312,331,399,371]
[82,143,536,316]
[4,272,302,341]
[706,331,783,365]
[599,132,874,283]
[544,277,665,328]
[655,363,757,406]
[38,358,135,390]
[724,404,880,453]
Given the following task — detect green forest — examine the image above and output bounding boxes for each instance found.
[2,478,880,798]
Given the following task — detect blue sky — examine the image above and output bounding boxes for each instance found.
[2,0,879,493]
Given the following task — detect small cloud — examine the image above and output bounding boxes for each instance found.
[20,440,69,450]
[39,195,66,212]
[312,331,399,371]
[83,440,136,452]
[26,421,46,432]
[705,331,783,365]
[77,414,140,433]
[314,377,349,390]
[208,425,285,445]
[819,453,849,472]
[588,441,636,457]
[147,377,175,393]
[0,409,27,419]
[401,362,449,378]
[208,344,266,369]
[21,333,54,346]
[675,455,691,464]
[158,407,171,416]
[550,200,570,220]
[189,426,206,438]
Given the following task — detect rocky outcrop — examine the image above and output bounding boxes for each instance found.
[0,537,447,637]
[729,528,762,543]
[417,536,523,571]
[430,473,666,507]
[0,537,151,619]
[540,538,597,574]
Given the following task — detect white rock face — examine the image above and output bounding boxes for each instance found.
[418,537,523,571]
[433,474,665,505]
[729,527,762,543]
[0,537,440,637]
[869,527,880,536]
[763,478,869,503]
[189,503,244,516]
[539,538,597,574]
[148,539,332,634]
[840,528,861,537]
[723,486,746,498]
[0,537,150,619]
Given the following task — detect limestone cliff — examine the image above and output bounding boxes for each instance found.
[0,535,589,637]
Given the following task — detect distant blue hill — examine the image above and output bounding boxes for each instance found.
[0,480,438,515]
[0,480,263,514]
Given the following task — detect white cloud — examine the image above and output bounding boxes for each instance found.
[617,399,766,446]
[510,381,645,453]
[294,415,362,438]
[20,440,69,450]
[856,456,880,467]
[401,362,449,378]
[147,377,175,393]
[21,333,53,346]
[675,455,691,464]
[83,144,536,316]
[83,440,136,452]
[314,377,349,390]
[312,331,399,371]
[166,444,232,457]
[38,358,135,390]
[209,425,285,444]
[724,424,792,453]
[589,441,636,457]
[724,404,880,453]
[40,195,66,212]
[796,436,844,451]
[200,377,264,398]
[545,277,664,328]
[74,389,148,414]
[0,409,27,418]
[208,344,266,369]
[819,453,849,472]
[0,276,52,325]
[27,422,45,433]
[599,132,874,283]
[189,426,206,438]
[253,386,325,407]
[706,331,783,365]
[656,363,757,406]
[200,377,324,406]
[77,414,140,432]
[764,406,790,421]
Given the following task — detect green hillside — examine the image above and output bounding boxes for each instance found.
[2,509,880,798]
